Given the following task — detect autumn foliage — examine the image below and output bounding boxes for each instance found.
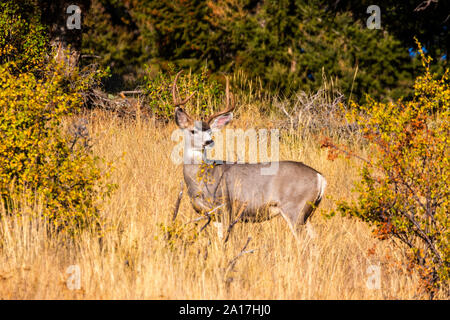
[0,2,113,235]
[323,42,449,297]
[0,58,116,235]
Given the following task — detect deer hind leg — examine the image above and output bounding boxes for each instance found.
[297,201,316,225]
[296,184,326,226]
[298,172,327,224]
[279,200,319,242]
[277,203,303,242]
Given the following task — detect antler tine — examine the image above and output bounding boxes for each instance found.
[172,71,182,104]
[206,76,236,124]
[172,70,196,108]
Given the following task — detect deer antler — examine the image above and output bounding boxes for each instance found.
[206,76,235,124]
[172,70,196,108]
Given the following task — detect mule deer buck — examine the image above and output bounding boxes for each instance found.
[172,71,326,240]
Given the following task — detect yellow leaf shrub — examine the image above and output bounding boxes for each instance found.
[0,60,114,236]
[0,0,47,74]
[326,41,449,298]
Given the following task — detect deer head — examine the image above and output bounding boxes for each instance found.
[173,71,235,155]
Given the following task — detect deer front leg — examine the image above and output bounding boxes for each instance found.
[190,192,216,214]
[191,193,229,239]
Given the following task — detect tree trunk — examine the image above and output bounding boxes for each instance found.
[38,0,91,72]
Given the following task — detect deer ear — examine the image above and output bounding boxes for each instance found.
[175,108,192,129]
[210,112,233,130]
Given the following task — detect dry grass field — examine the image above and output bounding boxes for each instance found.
[0,107,427,300]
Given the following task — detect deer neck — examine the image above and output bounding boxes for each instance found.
[183,146,226,212]
[182,139,206,188]
[182,147,213,184]
[183,148,206,165]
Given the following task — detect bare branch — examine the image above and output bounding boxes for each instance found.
[184,204,225,225]
[320,137,372,165]
[415,0,438,11]
[199,215,212,233]
[225,236,254,274]
[120,90,143,96]
[224,202,247,243]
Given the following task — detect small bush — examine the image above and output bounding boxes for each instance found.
[0,59,114,235]
[324,42,449,298]
[0,0,48,74]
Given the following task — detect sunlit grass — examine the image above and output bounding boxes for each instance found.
[0,106,431,299]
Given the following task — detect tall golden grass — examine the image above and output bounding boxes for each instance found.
[0,106,428,300]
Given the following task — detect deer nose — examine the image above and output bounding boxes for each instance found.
[204,140,214,148]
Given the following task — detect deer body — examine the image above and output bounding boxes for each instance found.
[172,72,326,237]
[183,161,325,228]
